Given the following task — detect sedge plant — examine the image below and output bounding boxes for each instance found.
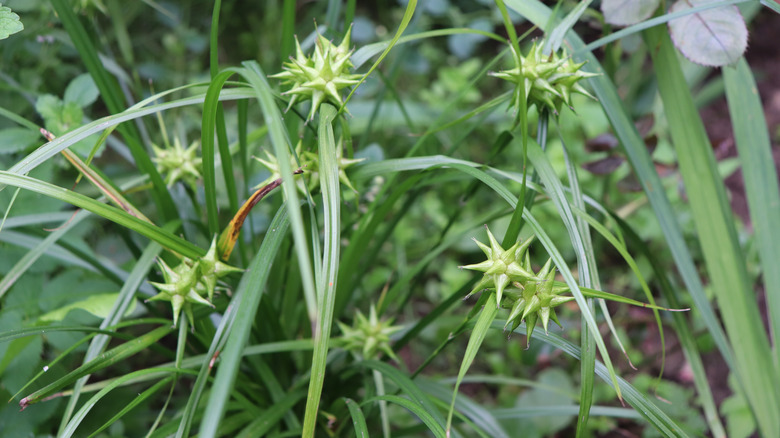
[0,1,778,437]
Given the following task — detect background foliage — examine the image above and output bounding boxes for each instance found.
[1,0,779,437]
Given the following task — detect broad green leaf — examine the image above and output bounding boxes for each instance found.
[514,369,576,436]
[0,128,39,154]
[720,382,756,438]
[35,94,64,122]
[64,73,100,108]
[668,0,747,66]
[0,3,23,39]
[602,0,660,26]
[34,94,97,156]
[38,293,135,323]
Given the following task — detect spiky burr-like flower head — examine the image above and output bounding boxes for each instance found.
[337,305,403,361]
[148,257,213,328]
[459,226,535,306]
[300,137,364,193]
[254,138,364,194]
[152,137,202,191]
[460,226,575,347]
[270,26,362,121]
[489,40,598,120]
[148,238,242,327]
[503,258,574,347]
[253,141,312,194]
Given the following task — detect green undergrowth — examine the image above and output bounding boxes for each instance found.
[1,0,778,437]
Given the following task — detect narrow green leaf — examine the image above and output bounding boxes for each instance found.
[525,140,622,400]
[421,376,510,438]
[196,207,290,437]
[235,390,306,438]
[361,360,447,430]
[201,69,238,236]
[280,0,296,63]
[546,0,593,53]
[0,211,92,300]
[504,0,738,381]
[2,86,253,192]
[559,139,598,438]
[20,325,172,409]
[340,0,417,112]
[491,405,641,419]
[237,61,318,323]
[343,398,369,438]
[646,25,780,436]
[723,58,780,376]
[446,293,498,434]
[351,28,504,70]
[760,0,780,13]
[0,326,126,346]
[49,0,177,220]
[611,214,726,437]
[516,325,689,437]
[59,237,167,431]
[89,377,174,438]
[207,0,240,231]
[61,372,177,438]
[368,395,446,438]
[301,103,342,437]
[56,339,313,399]
[0,171,203,258]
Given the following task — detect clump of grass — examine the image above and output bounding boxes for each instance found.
[0,1,777,437]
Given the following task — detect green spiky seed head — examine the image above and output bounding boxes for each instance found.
[271,26,362,121]
[460,225,535,306]
[148,238,242,326]
[337,305,403,361]
[503,257,574,347]
[254,138,364,194]
[148,257,213,327]
[461,226,575,347]
[152,137,202,191]
[489,40,598,121]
